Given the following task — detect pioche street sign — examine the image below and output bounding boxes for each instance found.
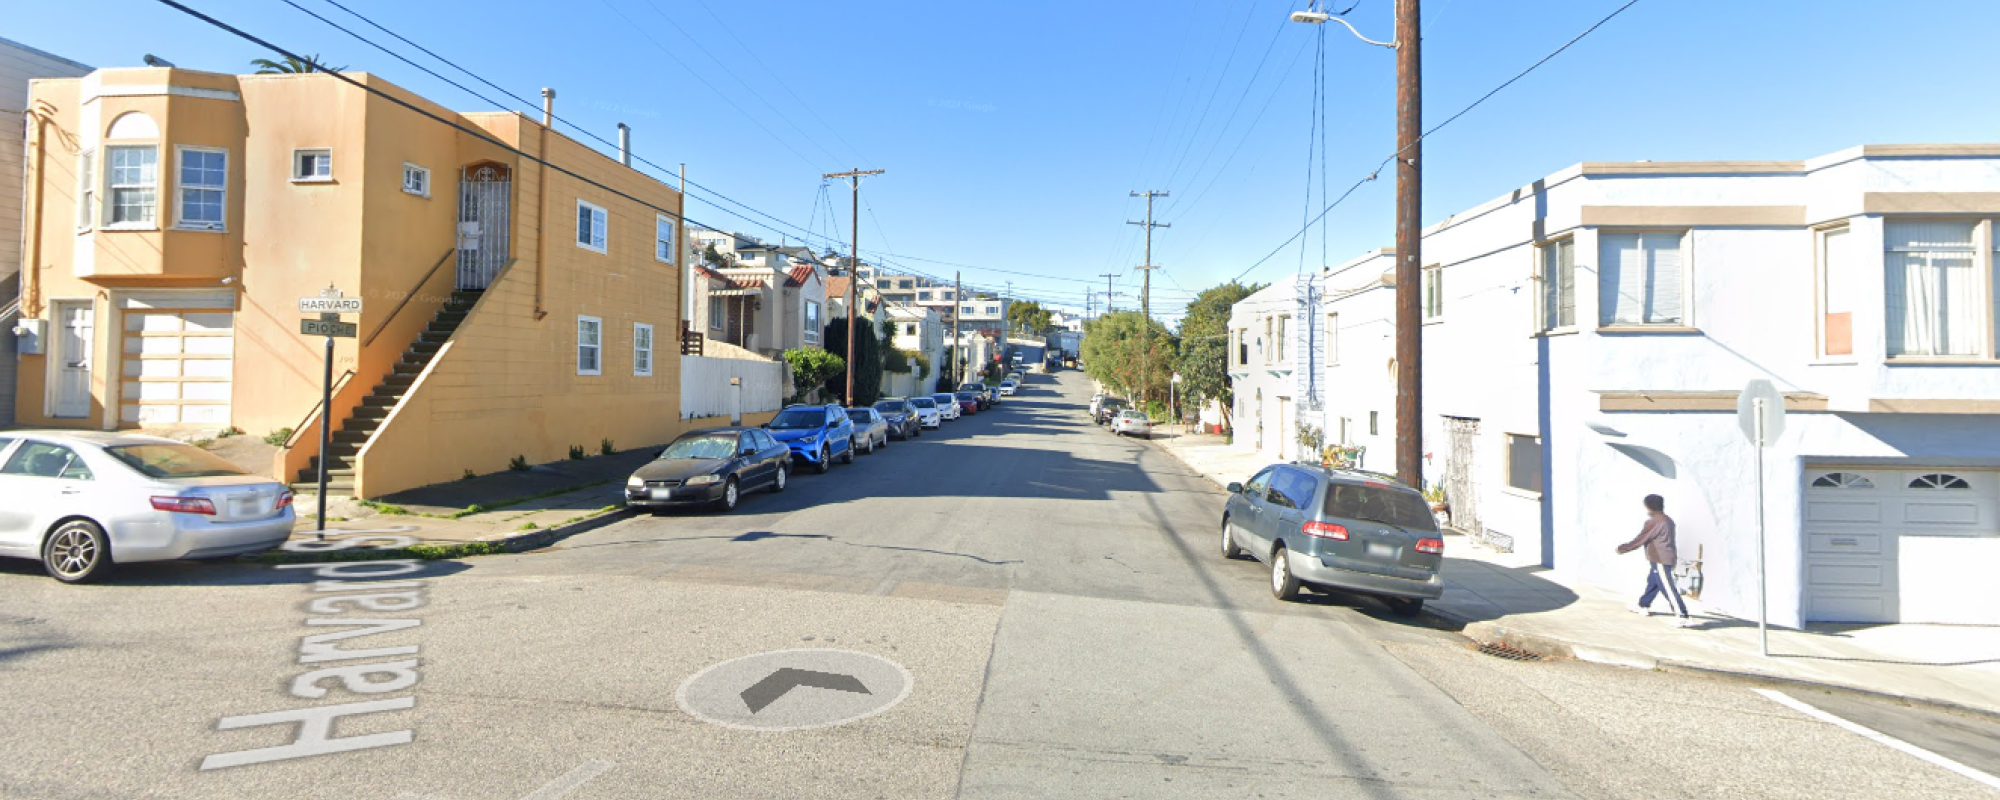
[300,319,358,338]
[299,296,364,314]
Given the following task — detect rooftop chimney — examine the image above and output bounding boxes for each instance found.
[540,88,555,127]
[618,123,631,167]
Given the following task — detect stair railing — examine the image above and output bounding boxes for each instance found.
[365,248,457,348]
[281,369,356,450]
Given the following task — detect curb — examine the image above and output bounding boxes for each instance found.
[489,506,639,553]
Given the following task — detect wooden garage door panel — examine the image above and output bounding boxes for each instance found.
[1806,593,1892,624]
[121,309,233,427]
[1806,499,1883,524]
[1806,562,1888,587]
[1807,531,1883,556]
[1903,500,1982,526]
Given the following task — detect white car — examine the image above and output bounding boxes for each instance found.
[908,397,944,428]
[1089,393,1105,417]
[0,431,296,582]
[927,393,962,421]
[1111,409,1156,439]
[998,380,1019,396]
[1007,371,1024,383]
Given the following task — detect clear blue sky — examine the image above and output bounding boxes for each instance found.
[15,0,2000,324]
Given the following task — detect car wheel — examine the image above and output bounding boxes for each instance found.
[814,446,831,474]
[44,519,112,584]
[841,440,856,464]
[1386,597,1425,617]
[1220,517,1243,559]
[770,463,788,493]
[1270,546,1302,601]
[866,435,877,454]
[717,477,740,512]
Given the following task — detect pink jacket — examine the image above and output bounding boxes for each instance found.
[1617,516,1678,566]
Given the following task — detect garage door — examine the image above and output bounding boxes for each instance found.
[1802,467,1998,623]
[120,310,234,426]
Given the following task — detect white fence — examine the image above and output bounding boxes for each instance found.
[681,355,786,420]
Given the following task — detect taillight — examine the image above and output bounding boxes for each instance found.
[1416,538,1445,555]
[151,496,217,515]
[1302,521,1349,541]
[276,490,295,511]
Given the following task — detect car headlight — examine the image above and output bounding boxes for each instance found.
[684,474,722,486]
[627,475,645,488]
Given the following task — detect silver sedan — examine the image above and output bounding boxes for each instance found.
[0,431,296,582]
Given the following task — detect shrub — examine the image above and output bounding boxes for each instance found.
[264,427,294,447]
[567,444,586,460]
[508,455,529,471]
[220,426,244,438]
[462,468,477,480]
[600,438,616,455]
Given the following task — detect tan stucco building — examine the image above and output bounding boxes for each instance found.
[12,66,717,497]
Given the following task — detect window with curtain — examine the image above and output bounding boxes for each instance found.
[1884,221,1979,357]
[1598,232,1685,326]
[1538,239,1574,331]
[1422,265,1444,320]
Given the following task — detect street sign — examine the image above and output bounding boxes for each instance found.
[1736,379,1786,447]
[299,296,364,314]
[301,319,358,338]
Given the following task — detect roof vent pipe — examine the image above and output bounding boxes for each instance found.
[540,87,555,126]
[618,123,631,167]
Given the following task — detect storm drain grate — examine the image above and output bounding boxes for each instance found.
[1475,641,1545,662]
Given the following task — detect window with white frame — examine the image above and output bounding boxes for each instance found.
[576,200,608,253]
[804,301,821,343]
[1598,231,1685,326]
[905,323,917,336]
[576,316,603,375]
[292,148,332,181]
[633,323,654,377]
[1884,220,1980,357]
[708,297,724,330]
[655,215,676,264]
[1537,238,1576,332]
[76,150,95,230]
[402,163,430,197]
[1421,265,1444,320]
[106,145,159,226]
[1506,433,1543,494]
[175,147,227,230]
[1237,327,1249,366]
[1817,225,1859,357]
[1276,315,1289,361]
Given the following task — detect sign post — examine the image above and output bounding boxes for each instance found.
[301,286,361,536]
[1737,379,1786,657]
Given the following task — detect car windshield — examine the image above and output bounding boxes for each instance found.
[910,398,936,409]
[1323,483,1439,532]
[872,402,904,414]
[956,393,977,400]
[846,410,873,423]
[1103,399,1128,408]
[931,395,955,403]
[659,435,738,460]
[768,408,826,429]
[959,384,983,392]
[104,443,247,479]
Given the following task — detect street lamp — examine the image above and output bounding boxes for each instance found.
[1289,1,1424,488]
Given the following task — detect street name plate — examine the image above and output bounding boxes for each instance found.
[299,297,364,314]
[301,319,359,338]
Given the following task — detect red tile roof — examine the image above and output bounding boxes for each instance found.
[726,277,765,290]
[784,263,818,287]
[693,266,728,282]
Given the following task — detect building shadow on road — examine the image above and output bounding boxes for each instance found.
[0,554,477,588]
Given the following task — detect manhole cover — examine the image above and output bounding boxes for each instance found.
[1475,641,1545,662]
[675,648,912,731]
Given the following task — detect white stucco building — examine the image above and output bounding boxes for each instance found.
[887,305,946,397]
[1228,144,2000,629]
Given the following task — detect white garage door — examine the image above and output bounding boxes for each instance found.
[120,310,234,426]
[1802,467,1999,624]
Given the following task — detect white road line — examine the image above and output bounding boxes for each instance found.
[518,760,616,800]
[1754,688,2000,792]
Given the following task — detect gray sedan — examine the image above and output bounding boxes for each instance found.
[1221,465,1445,615]
[0,431,296,583]
[845,407,890,454]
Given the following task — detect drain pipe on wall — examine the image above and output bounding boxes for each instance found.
[531,88,555,321]
[21,104,51,319]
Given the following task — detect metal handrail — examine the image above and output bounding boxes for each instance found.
[364,248,457,348]
[283,369,355,450]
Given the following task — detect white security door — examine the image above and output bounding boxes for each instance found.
[50,302,94,419]
[120,310,234,426]
[1802,467,1999,623]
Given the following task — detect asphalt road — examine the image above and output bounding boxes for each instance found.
[1,369,1996,799]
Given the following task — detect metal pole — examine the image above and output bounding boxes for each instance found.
[1393,0,1424,488]
[1755,397,1769,657]
[316,333,332,536]
[954,270,962,383]
[821,169,883,403]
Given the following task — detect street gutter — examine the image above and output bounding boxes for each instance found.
[252,506,639,564]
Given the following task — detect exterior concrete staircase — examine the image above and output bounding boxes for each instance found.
[292,290,482,495]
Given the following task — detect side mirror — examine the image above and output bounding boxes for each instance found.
[1226,482,1244,494]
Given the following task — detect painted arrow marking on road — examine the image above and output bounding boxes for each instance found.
[740,668,871,713]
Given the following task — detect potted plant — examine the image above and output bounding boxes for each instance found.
[1422,484,1450,528]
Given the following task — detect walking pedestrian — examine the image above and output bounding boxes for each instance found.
[1616,494,1694,627]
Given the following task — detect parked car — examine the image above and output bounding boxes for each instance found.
[626,427,790,513]
[1006,371,1023,383]
[872,398,921,439]
[985,386,1003,406]
[1220,465,1445,615]
[1093,397,1129,425]
[846,407,890,454]
[998,380,1019,396]
[909,396,944,428]
[762,404,856,474]
[1089,393,1105,417]
[955,383,992,410]
[1111,409,1155,438]
[953,391,982,415]
[928,393,962,421]
[0,431,296,583]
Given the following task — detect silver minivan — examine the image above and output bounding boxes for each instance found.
[1221,464,1445,615]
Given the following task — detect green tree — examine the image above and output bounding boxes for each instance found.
[784,348,845,404]
[1006,300,1054,336]
[251,54,346,74]
[701,243,729,268]
[1081,311,1178,403]
[820,317,883,405]
[1174,281,1263,421]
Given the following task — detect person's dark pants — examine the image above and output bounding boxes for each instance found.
[1639,562,1690,618]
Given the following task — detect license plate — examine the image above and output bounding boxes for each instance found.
[1365,542,1399,559]
[651,488,677,500]
[229,497,261,516]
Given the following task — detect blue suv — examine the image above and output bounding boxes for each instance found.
[763,404,856,474]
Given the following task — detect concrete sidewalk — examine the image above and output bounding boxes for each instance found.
[1149,431,2000,716]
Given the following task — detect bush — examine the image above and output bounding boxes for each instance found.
[220,426,244,438]
[568,444,586,460]
[1146,400,1169,422]
[785,347,847,405]
[600,438,616,455]
[462,468,477,480]
[264,428,294,447]
[508,455,529,471]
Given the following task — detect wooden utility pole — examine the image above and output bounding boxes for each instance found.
[953,270,963,383]
[1128,190,1169,404]
[1098,273,1119,316]
[824,168,884,404]
[1393,0,1422,487]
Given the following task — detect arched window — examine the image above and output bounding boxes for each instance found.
[1909,473,1971,490]
[106,111,159,140]
[102,113,160,227]
[1810,472,1873,489]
